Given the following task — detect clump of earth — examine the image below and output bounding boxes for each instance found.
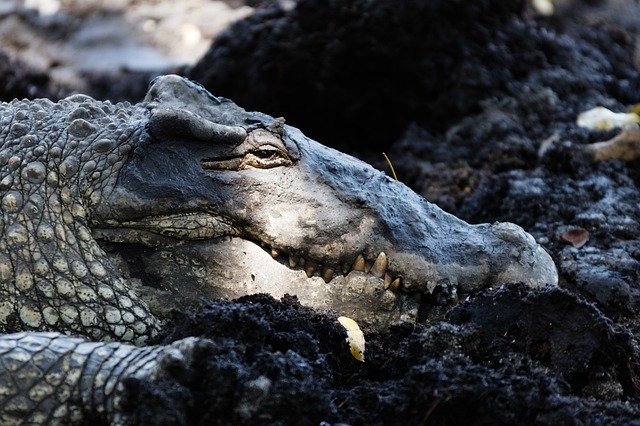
[4,0,640,424]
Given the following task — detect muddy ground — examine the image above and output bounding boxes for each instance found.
[4,0,640,424]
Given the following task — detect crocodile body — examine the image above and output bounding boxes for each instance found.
[0,75,557,423]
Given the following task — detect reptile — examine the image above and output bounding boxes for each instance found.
[0,75,557,423]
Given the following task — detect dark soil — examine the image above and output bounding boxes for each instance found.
[120,288,640,425]
[188,0,530,152]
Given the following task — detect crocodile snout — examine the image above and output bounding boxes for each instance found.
[490,222,558,288]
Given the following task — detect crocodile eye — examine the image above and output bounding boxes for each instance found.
[254,147,281,160]
[245,145,292,169]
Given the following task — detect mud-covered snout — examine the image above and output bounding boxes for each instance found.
[488,222,558,288]
[296,134,558,299]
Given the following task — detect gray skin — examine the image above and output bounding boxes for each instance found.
[0,75,557,423]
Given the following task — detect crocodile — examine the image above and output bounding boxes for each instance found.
[0,75,557,423]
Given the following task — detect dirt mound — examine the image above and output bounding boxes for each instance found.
[188,0,535,151]
[120,288,640,424]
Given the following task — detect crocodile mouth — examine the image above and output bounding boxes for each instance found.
[93,213,449,324]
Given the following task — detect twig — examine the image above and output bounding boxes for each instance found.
[382,152,398,180]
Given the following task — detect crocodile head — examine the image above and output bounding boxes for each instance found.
[92,75,557,325]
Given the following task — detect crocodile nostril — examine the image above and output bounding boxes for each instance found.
[491,222,536,247]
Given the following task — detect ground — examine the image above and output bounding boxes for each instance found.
[3,0,640,424]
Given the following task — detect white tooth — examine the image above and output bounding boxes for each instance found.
[288,255,298,268]
[271,248,280,258]
[370,252,387,278]
[351,254,366,272]
[383,273,393,289]
[389,277,401,291]
[322,267,334,283]
[305,263,315,278]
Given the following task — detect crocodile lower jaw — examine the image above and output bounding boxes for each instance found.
[94,214,463,325]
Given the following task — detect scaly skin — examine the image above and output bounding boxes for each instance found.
[0,95,159,344]
[0,75,558,422]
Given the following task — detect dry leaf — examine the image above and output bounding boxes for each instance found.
[560,228,589,248]
[577,106,640,130]
[338,316,365,362]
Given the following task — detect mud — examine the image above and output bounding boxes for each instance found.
[120,288,640,424]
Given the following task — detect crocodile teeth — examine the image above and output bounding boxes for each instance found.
[305,262,316,278]
[271,248,280,259]
[341,262,351,276]
[288,255,298,268]
[322,267,334,283]
[389,277,401,291]
[351,254,366,272]
[383,273,393,289]
[370,252,387,278]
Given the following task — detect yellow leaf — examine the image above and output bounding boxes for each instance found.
[338,316,365,362]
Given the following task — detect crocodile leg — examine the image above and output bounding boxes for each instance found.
[0,332,201,425]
